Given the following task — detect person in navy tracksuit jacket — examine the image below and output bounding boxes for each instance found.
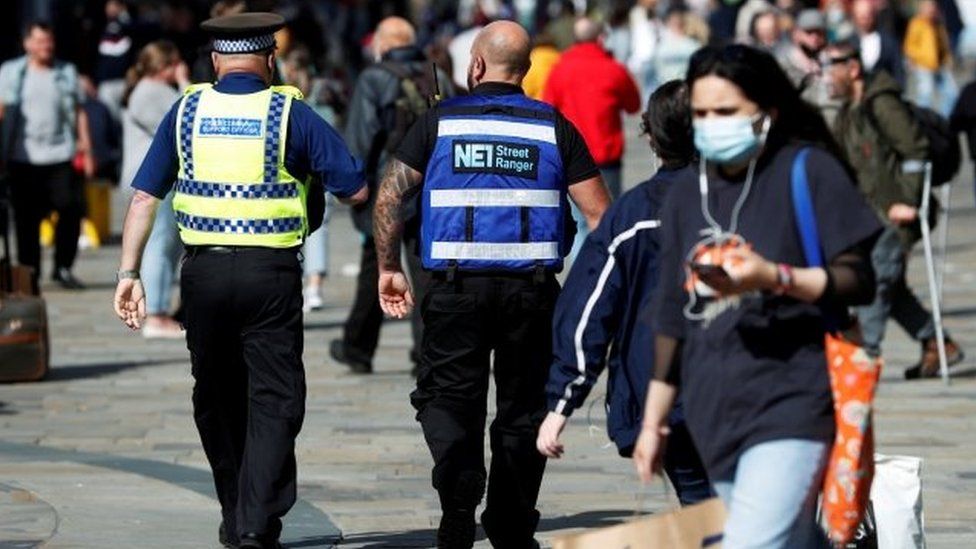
[536,80,713,505]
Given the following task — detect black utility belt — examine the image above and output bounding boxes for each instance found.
[184,245,302,256]
[430,269,555,282]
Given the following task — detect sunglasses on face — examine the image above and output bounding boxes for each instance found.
[823,53,858,67]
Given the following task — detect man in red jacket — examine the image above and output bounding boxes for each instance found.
[544,16,641,201]
[543,16,640,260]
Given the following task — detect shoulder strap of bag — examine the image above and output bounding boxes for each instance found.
[789,147,824,268]
[791,147,850,332]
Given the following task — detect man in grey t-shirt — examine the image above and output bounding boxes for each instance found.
[0,21,94,290]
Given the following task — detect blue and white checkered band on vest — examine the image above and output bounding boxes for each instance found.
[212,34,276,54]
[420,93,569,272]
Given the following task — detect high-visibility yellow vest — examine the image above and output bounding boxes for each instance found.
[172,83,309,247]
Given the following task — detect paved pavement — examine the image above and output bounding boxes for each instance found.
[2,125,976,548]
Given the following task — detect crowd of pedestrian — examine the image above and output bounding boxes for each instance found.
[0,0,973,548]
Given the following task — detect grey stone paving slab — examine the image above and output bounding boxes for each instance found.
[0,482,57,548]
[0,440,340,548]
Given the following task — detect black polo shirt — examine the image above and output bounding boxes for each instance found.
[394,82,599,184]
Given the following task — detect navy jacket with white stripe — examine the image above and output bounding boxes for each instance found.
[547,165,688,456]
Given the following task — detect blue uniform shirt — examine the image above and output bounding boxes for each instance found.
[131,72,364,199]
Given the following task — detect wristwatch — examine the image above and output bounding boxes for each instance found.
[116,270,140,281]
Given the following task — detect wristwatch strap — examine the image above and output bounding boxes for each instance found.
[116,270,140,281]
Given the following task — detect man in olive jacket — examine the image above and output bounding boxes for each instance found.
[826,42,964,379]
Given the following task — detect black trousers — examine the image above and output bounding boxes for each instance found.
[181,247,305,541]
[8,161,83,278]
[341,233,429,363]
[411,273,559,548]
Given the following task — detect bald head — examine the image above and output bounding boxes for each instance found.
[573,17,604,43]
[467,21,532,89]
[373,16,415,59]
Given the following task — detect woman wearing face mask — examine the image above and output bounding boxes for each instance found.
[632,45,881,548]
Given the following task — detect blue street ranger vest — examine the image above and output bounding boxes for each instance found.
[421,93,569,272]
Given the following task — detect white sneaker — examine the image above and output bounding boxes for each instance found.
[303,286,324,312]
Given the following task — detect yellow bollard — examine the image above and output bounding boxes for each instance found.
[84,179,112,243]
[39,214,56,247]
[38,176,110,249]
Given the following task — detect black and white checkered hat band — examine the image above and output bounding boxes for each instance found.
[213,34,276,54]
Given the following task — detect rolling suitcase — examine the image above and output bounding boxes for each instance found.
[0,190,49,382]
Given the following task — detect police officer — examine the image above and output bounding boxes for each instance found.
[112,13,367,549]
[373,21,610,549]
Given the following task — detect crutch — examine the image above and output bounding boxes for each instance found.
[935,181,952,300]
[919,162,951,384]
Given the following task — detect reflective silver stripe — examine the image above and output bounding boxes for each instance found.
[555,220,662,416]
[437,118,556,144]
[902,160,926,174]
[430,189,560,208]
[431,241,560,260]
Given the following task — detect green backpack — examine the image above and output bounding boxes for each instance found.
[378,62,437,154]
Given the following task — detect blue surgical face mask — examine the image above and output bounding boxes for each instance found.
[693,114,770,165]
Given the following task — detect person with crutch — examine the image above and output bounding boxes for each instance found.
[825,41,964,379]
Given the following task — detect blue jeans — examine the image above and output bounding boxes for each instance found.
[911,65,958,117]
[600,165,623,200]
[141,192,182,315]
[712,439,830,549]
[568,166,620,264]
[302,194,333,276]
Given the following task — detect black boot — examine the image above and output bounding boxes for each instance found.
[52,267,85,290]
[239,532,282,549]
[436,509,476,548]
[481,507,542,549]
[218,521,238,548]
[329,339,373,374]
[436,471,485,548]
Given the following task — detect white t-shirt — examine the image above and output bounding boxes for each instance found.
[628,6,660,74]
[958,0,976,25]
[860,31,882,72]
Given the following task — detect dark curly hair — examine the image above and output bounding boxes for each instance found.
[641,80,695,169]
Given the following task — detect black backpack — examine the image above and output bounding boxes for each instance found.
[869,92,961,186]
[909,104,961,186]
[378,62,437,154]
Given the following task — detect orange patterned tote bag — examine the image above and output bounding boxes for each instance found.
[792,148,882,544]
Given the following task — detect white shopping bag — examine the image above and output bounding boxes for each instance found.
[872,454,926,549]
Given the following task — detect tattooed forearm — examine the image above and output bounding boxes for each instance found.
[374,158,423,272]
